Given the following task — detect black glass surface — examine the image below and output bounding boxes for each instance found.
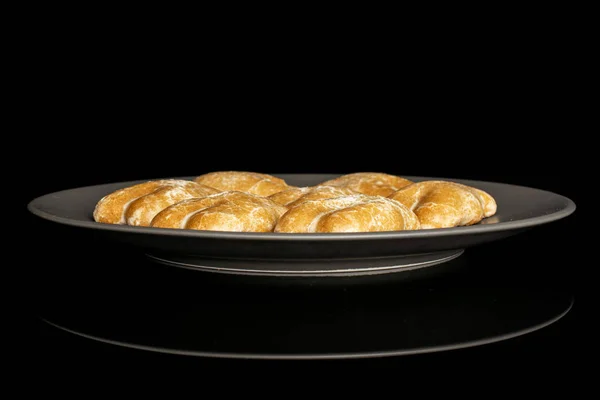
[30,214,577,368]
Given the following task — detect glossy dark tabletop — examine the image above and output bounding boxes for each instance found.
[28,208,578,371]
[23,158,581,378]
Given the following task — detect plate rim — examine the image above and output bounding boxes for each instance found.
[27,174,577,241]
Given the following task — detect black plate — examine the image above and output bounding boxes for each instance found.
[27,174,576,277]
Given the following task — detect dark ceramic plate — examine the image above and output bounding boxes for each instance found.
[27,174,576,277]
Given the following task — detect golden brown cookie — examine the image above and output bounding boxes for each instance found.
[318,172,413,197]
[268,185,358,207]
[93,179,219,226]
[388,180,497,229]
[194,171,290,196]
[150,191,288,232]
[274,194,420,233]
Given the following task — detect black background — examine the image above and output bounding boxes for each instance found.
[21,35,584,382]
[25,137,581,378]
